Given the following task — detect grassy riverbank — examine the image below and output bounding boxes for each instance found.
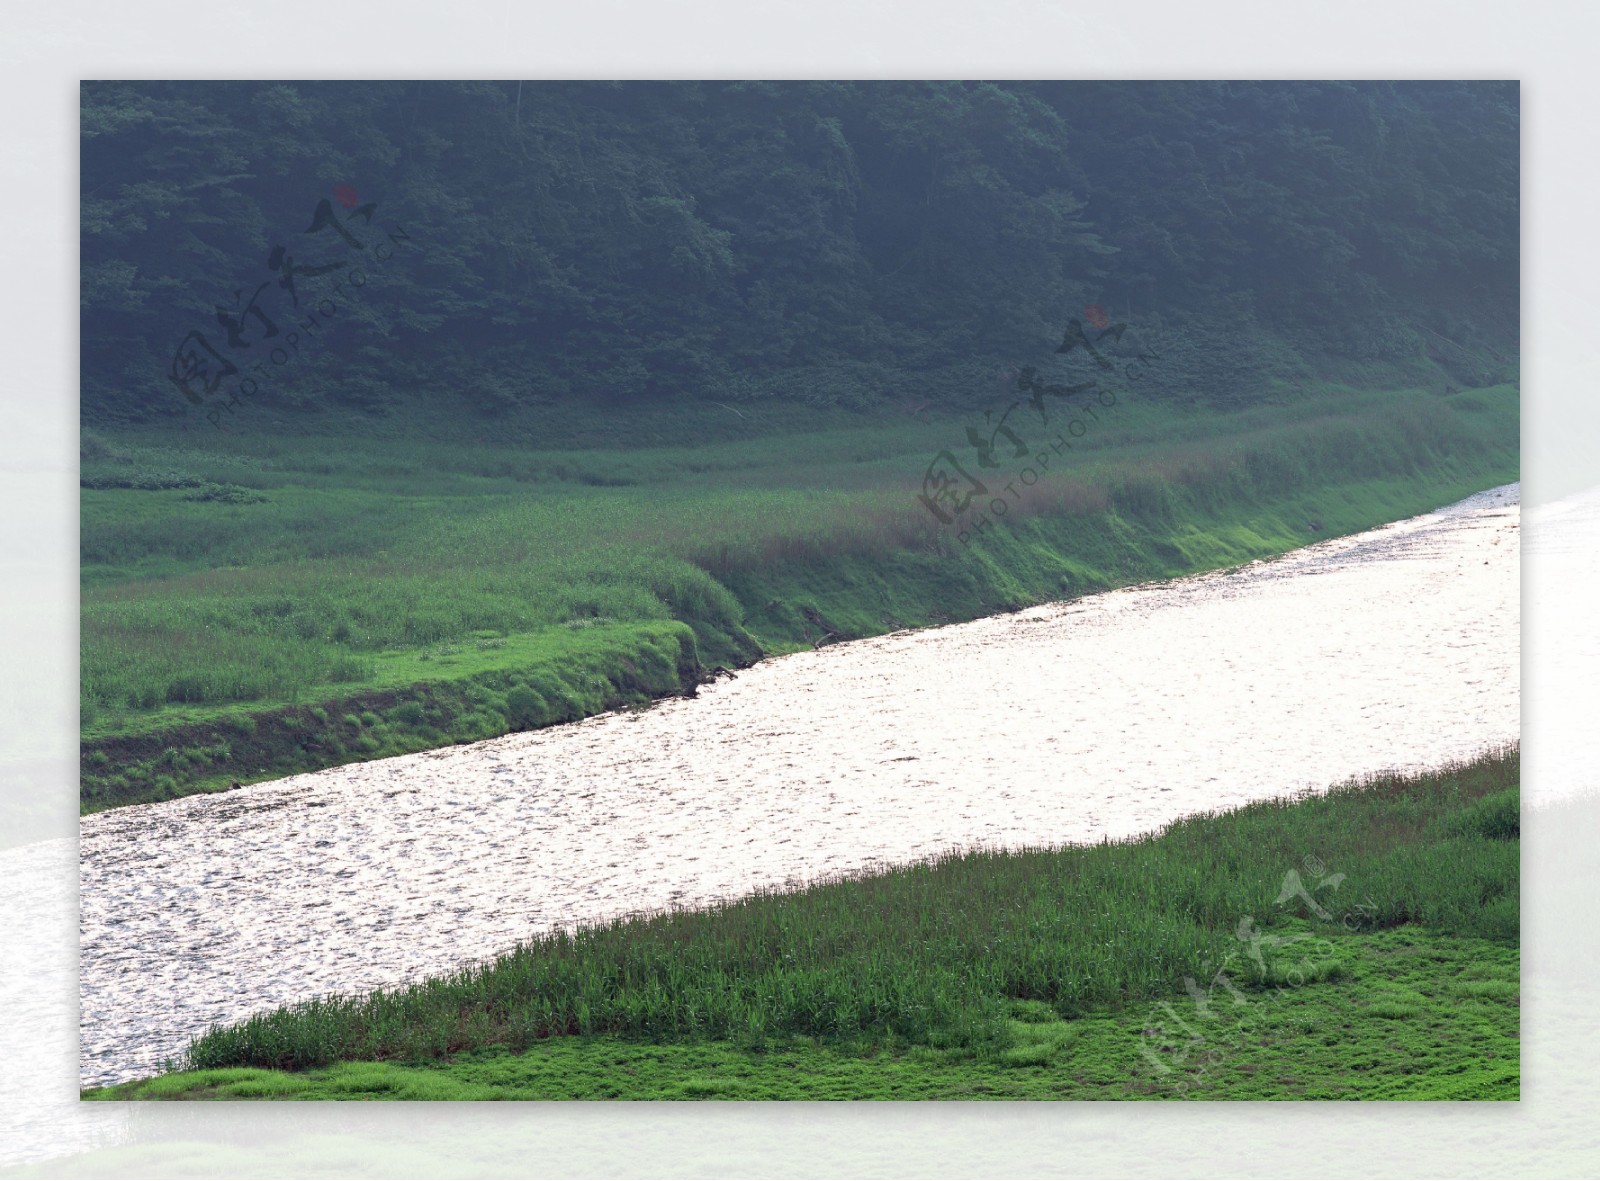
[86,748,1519,1100]
[79,381,1518,812]
[84,930,1517,1101]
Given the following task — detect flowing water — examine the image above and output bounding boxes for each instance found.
[77,485,1520,1088]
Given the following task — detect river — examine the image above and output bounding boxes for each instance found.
[76,484,1520,1089]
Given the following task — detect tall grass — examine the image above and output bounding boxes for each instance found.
[183,747,1518,1072]
[83,384,1517,726]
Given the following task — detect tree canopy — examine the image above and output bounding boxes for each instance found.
[80,80,1518,427]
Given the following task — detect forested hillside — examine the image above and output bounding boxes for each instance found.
[80,80,1518,429]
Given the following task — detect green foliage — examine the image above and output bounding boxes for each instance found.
[177,749,1518,1074]
[80,81,1516,428]
[88,918,1522,1105]
[181,482,269,504]
[80,469,205,491]
[504,685,548,729]
[1443,788,1520,841]
[79,622,702,810]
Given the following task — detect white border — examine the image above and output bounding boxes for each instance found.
[4,1,1594,1174]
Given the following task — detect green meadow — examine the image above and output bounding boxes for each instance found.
[79,380,1518,811]
[86,748,1519,1100]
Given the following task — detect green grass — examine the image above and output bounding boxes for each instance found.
[86,750,1519,1101]
[83,928,1517,1101]
[159,749,1516,1075]
[77,620,704,810]
[79,381,1518,811]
